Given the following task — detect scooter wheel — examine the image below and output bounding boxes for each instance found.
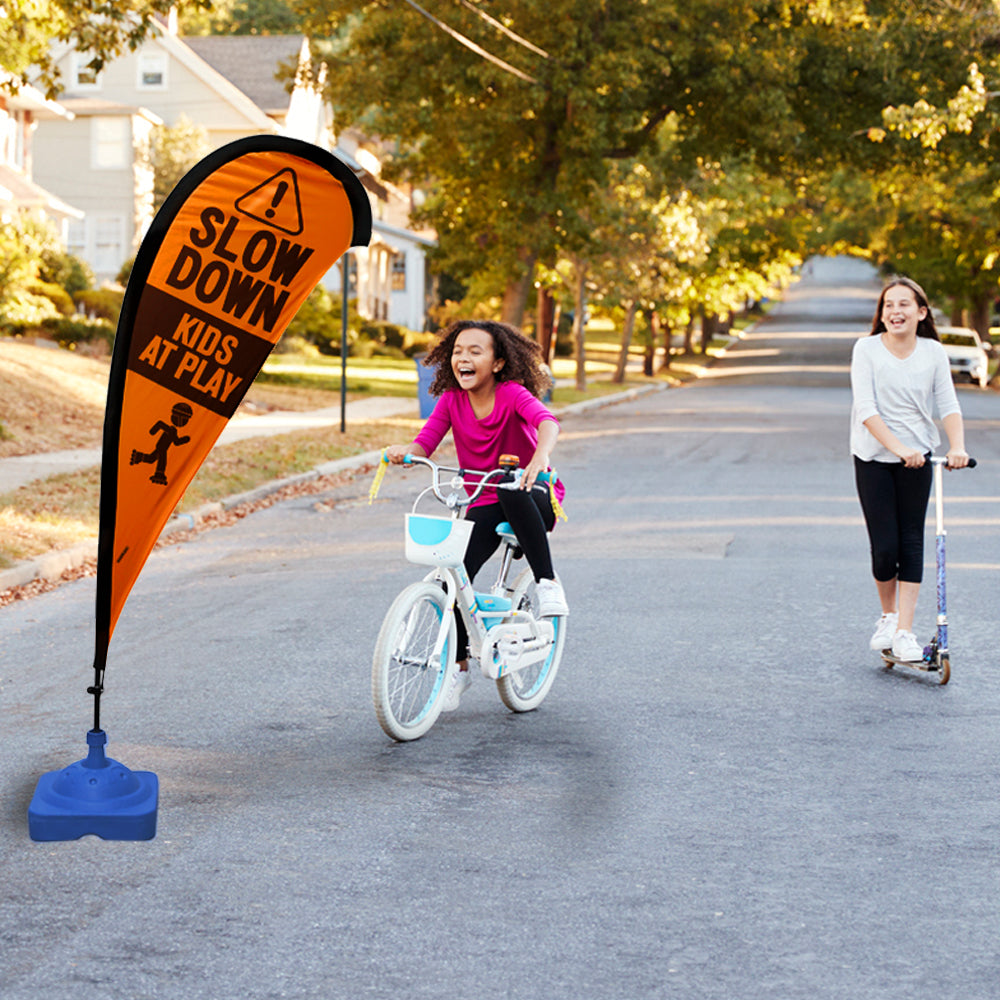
[939,656,950,686]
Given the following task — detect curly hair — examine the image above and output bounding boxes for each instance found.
[869,276,940,341]
[423,320,553,398]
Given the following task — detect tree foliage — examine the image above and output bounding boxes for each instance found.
[177,0,301,36]
[300,0,841,326]
[150,114,209,211]
[1,0,211,97]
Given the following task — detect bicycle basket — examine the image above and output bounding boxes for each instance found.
[405,514,473,567]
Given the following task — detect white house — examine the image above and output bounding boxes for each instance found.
[31,98,161,282]
[181,34,434,332]
[0,75,83,237]
[31,23,435,330]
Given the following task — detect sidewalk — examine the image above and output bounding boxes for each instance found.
[0,395,420,495]
[0,383,666,595]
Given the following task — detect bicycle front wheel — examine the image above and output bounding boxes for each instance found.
[496,570,566,712]
[372,581,456,741]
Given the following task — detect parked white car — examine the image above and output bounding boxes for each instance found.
[938,326,990,388]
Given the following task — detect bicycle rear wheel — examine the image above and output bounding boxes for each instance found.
[373,582,456,740]
[496,569,566,712]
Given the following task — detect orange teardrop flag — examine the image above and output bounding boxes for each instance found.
[92,136,371,705]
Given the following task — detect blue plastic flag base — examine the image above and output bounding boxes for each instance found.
[28,729,158,842]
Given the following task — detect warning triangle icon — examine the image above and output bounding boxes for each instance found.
[234,168,304,235]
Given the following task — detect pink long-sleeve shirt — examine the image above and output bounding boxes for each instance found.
[413,382,566,509]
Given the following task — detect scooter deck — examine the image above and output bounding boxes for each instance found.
[879,649,950,684]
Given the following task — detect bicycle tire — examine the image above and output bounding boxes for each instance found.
[495,569,566,712]
[372,581,456,740]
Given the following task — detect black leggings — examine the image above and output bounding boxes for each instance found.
[854,456,933,584]
[455,486,556,659]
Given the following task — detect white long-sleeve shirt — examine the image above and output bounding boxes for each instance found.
[850,334,961,462]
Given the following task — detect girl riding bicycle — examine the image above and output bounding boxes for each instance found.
[385,319,567,711]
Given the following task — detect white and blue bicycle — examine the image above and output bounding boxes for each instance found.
[370,453,566,741]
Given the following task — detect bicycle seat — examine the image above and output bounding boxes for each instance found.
[495,521,518,545]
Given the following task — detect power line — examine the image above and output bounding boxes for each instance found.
[398,0,539,84]
[455,0,550,59]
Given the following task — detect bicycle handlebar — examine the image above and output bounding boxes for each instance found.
[399,453,552,508]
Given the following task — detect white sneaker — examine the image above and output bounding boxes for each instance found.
[870,612,898,651]
[535,578,569,617]
[891,629,925,662]
[441,667,472,712]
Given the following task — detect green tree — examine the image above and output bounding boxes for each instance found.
[178,0,301,36]
[0,216,72,324]
[150,114,210,211]
[588,163,708,382]
[864,60,1000,338]
[300,1,828,328]
[0,0,211,97]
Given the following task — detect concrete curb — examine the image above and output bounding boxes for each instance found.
[1,385,668,595]
[0,449,386,595]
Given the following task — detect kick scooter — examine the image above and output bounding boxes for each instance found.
[879,455,976,685]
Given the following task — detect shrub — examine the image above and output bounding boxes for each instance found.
[403,330,437,357]
[40,315,116,351]
[0,289,60,326]
[285,286,362,355]
[27,279,74,316]
[74,288,124,325]
[39,247,93,296]
[117,257,134,287]
[272,334,322,357]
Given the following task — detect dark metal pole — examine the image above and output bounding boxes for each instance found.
[340,252,349,433]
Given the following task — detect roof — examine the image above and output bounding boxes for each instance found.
[0,74,74,119]
[183,35,307,115]
[0,164,84,219]
[56,97,164,125]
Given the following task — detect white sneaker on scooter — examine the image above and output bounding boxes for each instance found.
[891,629,924,662]
[870,612,898,650]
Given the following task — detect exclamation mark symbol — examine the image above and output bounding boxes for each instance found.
[266,181,288,219]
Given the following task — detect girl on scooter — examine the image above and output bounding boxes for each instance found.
[850,276,970,661]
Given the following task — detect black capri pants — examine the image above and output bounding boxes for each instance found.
[854,456,933,584]
[454,483,556,659]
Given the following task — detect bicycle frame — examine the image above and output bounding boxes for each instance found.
[399,455,556,678]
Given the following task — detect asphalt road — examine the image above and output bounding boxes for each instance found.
[2,257,999,1000]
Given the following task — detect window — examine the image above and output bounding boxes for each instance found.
[0,108,23,169]
[66,220,87,260]
[137,52,167,90]
[67,216,126,279]
[92,118,129,169]
[71,52,101,89]
[391,252,407,292]
[94,216,125,274]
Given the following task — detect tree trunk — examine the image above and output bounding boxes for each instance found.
[500,261,536,327]
[700,310,716,354]
[657,312,672,371]
[969,294,991,340]
[536,286,556,364]
[613,300,638,383]
[572,264,587,392]
[683,316,695,354]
